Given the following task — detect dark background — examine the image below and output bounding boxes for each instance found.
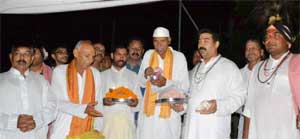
[1,0,299,72]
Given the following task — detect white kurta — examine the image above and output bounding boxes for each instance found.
[0,68,57,139]
[184,55,246,139]
[244,52,300,139]
[100,66,142,139]
[237,64,252,139]
[137,47,189,139]
[49,65,104,139]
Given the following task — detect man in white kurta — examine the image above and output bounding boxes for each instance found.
[137,27,189,139]
[0,44,57,139]
[184,29,246,139]
[50,41,104,139]
[243,19,300,139]
[237,39,263,139]
[101,46,142,139]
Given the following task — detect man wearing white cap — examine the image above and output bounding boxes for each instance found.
[243,15,300,139]
[137,27,189,139]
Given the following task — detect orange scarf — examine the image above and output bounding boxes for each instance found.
[67,60,95,136]
[144,48,173,118]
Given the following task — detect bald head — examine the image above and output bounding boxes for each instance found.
[73,40,95,70]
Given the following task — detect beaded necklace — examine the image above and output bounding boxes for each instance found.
[257,52,290,84]
[193,55,222,84]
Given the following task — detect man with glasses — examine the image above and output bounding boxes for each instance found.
[243,15,300,139]
[51,43,69,68]
[0,42,57,139]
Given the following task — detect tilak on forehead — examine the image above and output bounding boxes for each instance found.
[266,14,295,43]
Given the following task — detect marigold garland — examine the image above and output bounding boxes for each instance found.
[105,86,137,99]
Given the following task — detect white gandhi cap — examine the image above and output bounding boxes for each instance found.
[153,27,170,37]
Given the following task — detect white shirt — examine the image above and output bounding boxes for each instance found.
[236,64,253,139]
[184,55,247,139]
[49,65,103,139]
[137,47,189,139]
[100,66,142,139]
[0,68,57,139]
[244,52,300,139]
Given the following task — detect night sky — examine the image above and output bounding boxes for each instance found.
[1,0,299,72]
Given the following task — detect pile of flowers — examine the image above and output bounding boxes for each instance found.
[105,86,137,99]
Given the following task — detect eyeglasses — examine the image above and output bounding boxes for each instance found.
[13,52,32,58]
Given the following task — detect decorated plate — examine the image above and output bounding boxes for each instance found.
[155,98,187,104]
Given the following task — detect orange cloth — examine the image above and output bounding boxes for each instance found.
[105,86,137,99]
[67,60,95,136]
[144,48,173,118]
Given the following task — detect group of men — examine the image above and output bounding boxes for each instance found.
[0,15,299,139]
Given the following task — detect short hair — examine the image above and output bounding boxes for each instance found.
[10,41,34,54]
[33,42,47,58]
[245,39,262,49]
[127,37,145,48]
[113,44,128,53]
[93,41,105,46]
[198,28,220,42]
[51,43,68,54]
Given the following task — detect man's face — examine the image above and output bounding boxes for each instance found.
[264,25,290,56]
[9,47,33,73]
[153,37,170,57]
[245,41,262,63]
[52,48,68,65]
[198,33,219,61]
[102,55,112,70]
[94,43,105,62]
[32,48,44,66]
[128,40,144,60]
[74,43,95,70]
[113,48,128,68]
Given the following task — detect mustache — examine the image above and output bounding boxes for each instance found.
[198,47,207,51]
[131,53,139,56]
[16,60,27,65]
[117,60,125,63]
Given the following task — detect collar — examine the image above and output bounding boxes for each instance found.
[111,65,126,73]
[269,51,290,63]
[201,54,221,68]
[9,67,29,78]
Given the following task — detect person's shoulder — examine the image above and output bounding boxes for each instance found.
[125,68,138,77]
[0,71,10,81]
[170,49,187,63]
[100,68,111,75]
[53,64,68,73]
[171,49,185,57]
[29,71,49,85]
[291,53,300,62]
[144,49,154,55]
[220,57,240,70]
[90,67,100,74]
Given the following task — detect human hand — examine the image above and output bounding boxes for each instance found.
[150,75,166,87]
[195,100,217,114]
[171,103,184,112]
[85,102,103,117]
[128,99,138,107]
[103,98,115,106]
[17,114,36,132]
[144,67,154,79]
